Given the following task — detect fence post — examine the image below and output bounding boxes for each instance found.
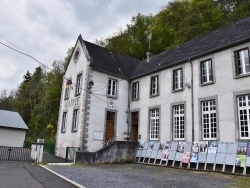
[7,147,12,161]
[65,147,69,162]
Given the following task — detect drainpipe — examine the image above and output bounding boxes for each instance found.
[189,59,194,143]
[127,80,131,142]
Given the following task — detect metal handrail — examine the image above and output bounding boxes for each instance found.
[88,137,116,152]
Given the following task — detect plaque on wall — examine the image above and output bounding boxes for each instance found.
[93,131,104,140]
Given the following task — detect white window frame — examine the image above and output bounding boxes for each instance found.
[107,78,117,97]
[201,100,217,140]
[132,81,139,100]
[173,105,185,140]
[75,74,82,96]
[235,48,250,75]
[201,59,213,84]
[173,68,183,90]
[61,112,67,133]
[237,94,250,139]
[150,76,158,96]
[72,109,79,132]
[149,108,160,140]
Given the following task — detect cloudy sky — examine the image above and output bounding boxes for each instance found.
[0,0,170,92]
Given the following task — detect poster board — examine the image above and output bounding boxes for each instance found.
[198,153,207,163]
[175,152,183,162]
[236,142,248,167]
[168,150,176,160]
[184,143,192,152]
[177,142,185,153]
[227,143,237,154]
[156,150,163,159]
[225,153,237,165]
[217,142,227,153]
[206,153,216,163]
[162,141,172,161]
[171,142,178,151]
[150,151,158,159]
[208,141,218,153]
[190,142,200,163]
[153,142,160,151]
[135,150,142,158]
[182,152,191,164]
[215,152,226,164]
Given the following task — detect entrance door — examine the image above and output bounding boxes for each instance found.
[105,111,115,142]
[131,112,139,142]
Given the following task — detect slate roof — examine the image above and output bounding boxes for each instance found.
[130,16,250,79]
[0,110,28,130]
[79,36,141,79]
[78,16,250,80]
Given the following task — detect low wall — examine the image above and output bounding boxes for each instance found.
[75,141,139,164]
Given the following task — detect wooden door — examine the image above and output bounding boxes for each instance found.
[105,111,115,142]
[131,112,139,142]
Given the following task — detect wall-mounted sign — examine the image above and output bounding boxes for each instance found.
[64,97,80,108]
[107,100,115,109]
[93,131,104,140]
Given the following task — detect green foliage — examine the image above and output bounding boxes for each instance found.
[0,49,70,141]
[99,0,250,59]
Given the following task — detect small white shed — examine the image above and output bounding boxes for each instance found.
[0,110,28,147]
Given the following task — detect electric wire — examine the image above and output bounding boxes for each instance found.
[0,40,127,112]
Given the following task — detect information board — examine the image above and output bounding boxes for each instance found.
[150,151,158,159]
[198,153,207,163]
[171,142,178,151]
[175,152,183,162]
[153,142,160,151]
[156,151,163,159]
[168,150,176,160]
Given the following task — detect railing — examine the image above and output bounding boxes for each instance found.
[0,146,31,161]
[88,137,116,152]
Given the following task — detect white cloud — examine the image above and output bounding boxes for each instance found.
[0,0,170,91]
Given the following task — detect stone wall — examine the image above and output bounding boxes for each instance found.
[75,141,139,164]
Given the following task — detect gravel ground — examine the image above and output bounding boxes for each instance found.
[48,163,249,188]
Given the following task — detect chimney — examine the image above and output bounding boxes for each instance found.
[146,51,153,62]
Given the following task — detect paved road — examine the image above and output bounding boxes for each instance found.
[0,161,77,188]
[49,163,250,188]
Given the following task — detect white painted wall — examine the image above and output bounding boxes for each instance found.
[0,128,26,147]
[56,39,89,158]
[87,71,129,150]
[131,42,250,143]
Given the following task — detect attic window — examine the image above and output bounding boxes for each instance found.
[73,47,81,62]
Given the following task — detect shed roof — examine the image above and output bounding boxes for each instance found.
[0,110,28,130]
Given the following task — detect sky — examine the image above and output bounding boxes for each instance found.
[0,0,171,93]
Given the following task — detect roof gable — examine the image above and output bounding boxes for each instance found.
[0,110,28,130]
[78,35,141,79]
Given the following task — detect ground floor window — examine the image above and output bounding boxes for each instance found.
[72,109,79,132]
[201,100,217,140]
[173,105,185,140]
[149,108,159,140]
[237,94,250,139]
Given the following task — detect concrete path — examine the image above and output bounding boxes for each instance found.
[0,161,77,188]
